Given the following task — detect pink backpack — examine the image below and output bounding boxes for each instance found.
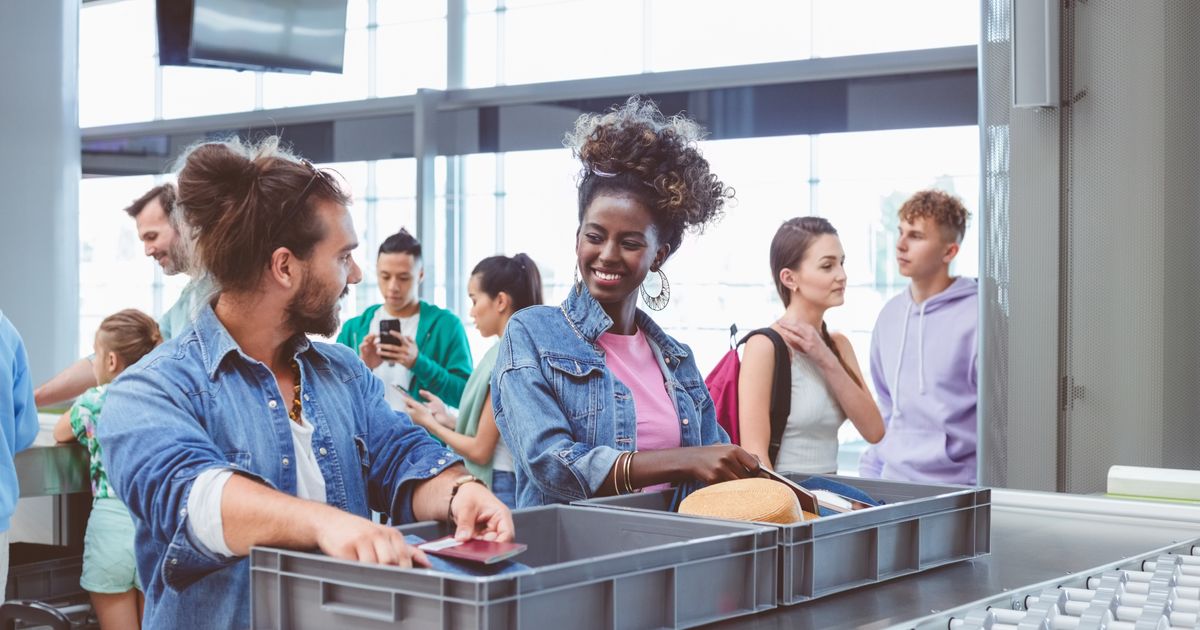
[704,326,791,465]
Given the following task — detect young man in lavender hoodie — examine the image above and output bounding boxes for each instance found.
[859,190,978,485]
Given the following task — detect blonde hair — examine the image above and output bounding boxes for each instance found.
[897,189,971,244]
[97,309,162,368]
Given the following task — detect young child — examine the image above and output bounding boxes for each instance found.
[54,309,162,629]
[858,190,978,485]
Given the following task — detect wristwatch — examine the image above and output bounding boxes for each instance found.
[447,474,486,522]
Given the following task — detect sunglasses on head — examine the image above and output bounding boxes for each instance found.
[281,159,338,221]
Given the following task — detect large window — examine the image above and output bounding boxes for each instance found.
[464,0,980,87]
[473,125,979,448]
[483,127,976,373]
[811,0,980,58]
[78,176,189,354]
[76,1,981,462]
[79,0,157,127]
[81,1,979,127]
[78,126,978,430]
[76,157,424,353]
[814,127,979,444]
[79,0,445,126]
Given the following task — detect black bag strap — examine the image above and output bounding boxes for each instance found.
[737,327,791,467]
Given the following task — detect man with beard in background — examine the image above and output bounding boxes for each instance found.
[98,137,513,629]
[35,183,212,406]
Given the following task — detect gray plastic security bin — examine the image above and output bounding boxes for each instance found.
[3,543,92,630]
[577,474,991,605]
[250,504,778,629]
[5,543,85,603]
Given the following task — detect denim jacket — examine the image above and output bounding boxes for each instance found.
[491,284,728,507]
[98,306,462,629]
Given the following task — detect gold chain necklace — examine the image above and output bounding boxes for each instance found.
[287,359,303,423]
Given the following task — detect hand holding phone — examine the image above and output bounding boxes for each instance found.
[379,319,402,346]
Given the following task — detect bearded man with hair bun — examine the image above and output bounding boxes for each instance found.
[99,136,513,629]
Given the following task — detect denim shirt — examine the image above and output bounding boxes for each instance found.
[491,284,728,507]
[98,305,462,629]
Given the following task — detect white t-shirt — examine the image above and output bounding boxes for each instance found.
[492,438,514,472]
[187,414,326,558]
[369,309,420,411]
[289,416,327,503]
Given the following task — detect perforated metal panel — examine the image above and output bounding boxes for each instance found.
[978,0,1013,489]
[1061,0,1200,493]
[979,0,1061,491]
[1159,2,1200,470]
[983,0,1200,493]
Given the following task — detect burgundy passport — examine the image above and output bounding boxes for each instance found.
[417,537,528,565]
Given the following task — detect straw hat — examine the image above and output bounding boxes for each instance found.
[678,478,818,524]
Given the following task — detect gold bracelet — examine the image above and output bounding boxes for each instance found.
[613,451,627,495]
[624,450,637,494]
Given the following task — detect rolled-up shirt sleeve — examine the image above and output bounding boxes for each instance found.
[186,468,236,558]
[491,319,620,504]
[353,356,462,524]
[98,363,271,591]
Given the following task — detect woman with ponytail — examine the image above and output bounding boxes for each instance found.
[403,254,543,508]
[738,217,885,473]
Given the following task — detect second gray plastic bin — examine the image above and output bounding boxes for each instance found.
[578,474,991,605]
[5,543,85,603]
[251,504,777,629]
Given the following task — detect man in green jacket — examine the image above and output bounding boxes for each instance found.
[337,229,472,408]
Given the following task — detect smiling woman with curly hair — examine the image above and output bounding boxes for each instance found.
[491,96,760,507]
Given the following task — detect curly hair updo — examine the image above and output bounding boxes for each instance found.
[565,96,734,259]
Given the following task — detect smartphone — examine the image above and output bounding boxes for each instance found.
[417,536,528,565]
[379,319,402,346]
[391,383,413,398]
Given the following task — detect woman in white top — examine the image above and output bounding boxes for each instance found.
[738,217,884,473]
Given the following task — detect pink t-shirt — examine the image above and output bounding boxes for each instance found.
[597,329,681,492]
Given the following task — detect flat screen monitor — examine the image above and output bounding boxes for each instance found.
[157,0,347,74]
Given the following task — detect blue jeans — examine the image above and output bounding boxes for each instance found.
[491,470,517,509]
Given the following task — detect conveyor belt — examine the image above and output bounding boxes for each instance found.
[711,490,1200,630]
[947,548,1200,629]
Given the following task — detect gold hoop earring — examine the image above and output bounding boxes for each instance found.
[639,269,670,311]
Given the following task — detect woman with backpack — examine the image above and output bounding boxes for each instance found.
[491,96,761,507]
[738,217,885,473]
